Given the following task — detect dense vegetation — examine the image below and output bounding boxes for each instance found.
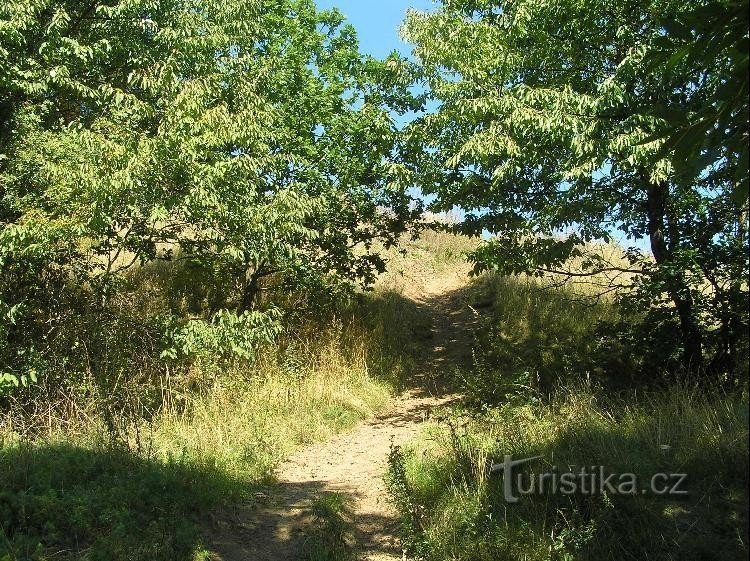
[388,273,749,561]
[1,0,422,399]
[386,1,749,560]
[404,0,749,378]
[1,0,748,560]
[0,1,424,559]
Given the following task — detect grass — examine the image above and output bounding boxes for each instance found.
[375,229,478,295]
[4,230,745,561]
[0,228,477,561]
[387,272,750,561]
[388,385,749,561]
[458,273,622,401]
[0,292,414,560]
[0,442,235,561]
[150,319,394,484]
[302,493,357,561]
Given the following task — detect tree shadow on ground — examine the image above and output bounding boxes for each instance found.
[355,280,482,398]
[0,442,247,561]
[205,480,405,561]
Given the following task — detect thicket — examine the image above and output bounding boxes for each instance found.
[0,2,425,559]
[0,0,423,413]
[388,2,749,557]
[404,0,749,379]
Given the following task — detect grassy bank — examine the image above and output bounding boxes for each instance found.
[0,292,413,561]
[388,272,749,561]
[0,231,472,561]
[388,385,749,561]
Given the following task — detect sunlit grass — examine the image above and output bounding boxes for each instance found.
[387,268,749,561]
[0,287,414,561]
[390,384,749,561]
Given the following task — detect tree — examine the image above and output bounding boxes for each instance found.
[403,0,749,379]
[0,0,422,388]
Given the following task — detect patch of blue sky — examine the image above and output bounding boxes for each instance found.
[314,1,651,252]
[315,0,437,59]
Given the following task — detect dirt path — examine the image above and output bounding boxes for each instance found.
[206,269,476,561]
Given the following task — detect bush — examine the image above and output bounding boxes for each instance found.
[0,278,419,560]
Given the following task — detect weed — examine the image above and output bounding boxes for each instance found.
[389,386,749,561]
[0,283,420,560]
[303,493,356,561]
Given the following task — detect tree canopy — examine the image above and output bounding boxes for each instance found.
[0,0,422,388]
[1,0,747,391]
[404,0,749,377]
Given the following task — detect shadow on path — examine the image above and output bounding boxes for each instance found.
[205,279,478,561]
[405,282,481,396]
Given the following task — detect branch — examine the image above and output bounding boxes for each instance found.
[536,265,648,277]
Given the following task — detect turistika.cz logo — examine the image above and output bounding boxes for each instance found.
[490,455,688,503]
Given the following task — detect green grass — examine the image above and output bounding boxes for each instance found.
[302,493,357,561]
[457,273,624,401]
[0,228,474,561]
[0,442,235,561]
[388,385,749,561]
[0,289,417,561]
[387,272,749,561]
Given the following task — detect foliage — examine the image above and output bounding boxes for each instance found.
[403,0,749,376]
[303,493,356,561]
[0,0,422,393]
[161,308,283,361]
[459,274,620,401]
[457,272,706,403]
[635,1,749,204]
[386,444,430,560]
[0,282,418,559]
[0,442,240,561]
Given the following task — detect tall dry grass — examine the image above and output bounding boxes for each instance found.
[0,250,425,561]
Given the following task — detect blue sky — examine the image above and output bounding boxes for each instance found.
[315,0,443,211]
[315,0,436,58]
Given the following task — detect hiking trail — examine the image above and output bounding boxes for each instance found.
[205,266,477,561]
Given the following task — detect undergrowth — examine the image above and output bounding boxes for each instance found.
[0,292,413,561]
[388,385,749,561]
[388,272,749,561]
[0,231,469,561]
[302,493,357,561]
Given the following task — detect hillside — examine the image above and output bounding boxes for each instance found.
[204,233,476,561]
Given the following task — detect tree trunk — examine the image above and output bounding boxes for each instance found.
[237,269,260,313]
[723,204,749,383]
[645,179,704,370]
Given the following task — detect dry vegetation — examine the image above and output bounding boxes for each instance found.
[0,231,470,561]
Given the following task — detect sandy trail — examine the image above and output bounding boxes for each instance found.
[205,270,475,560]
